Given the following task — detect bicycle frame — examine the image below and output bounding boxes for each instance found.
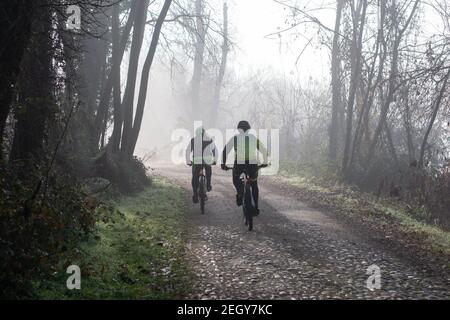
[198,167,207,214]
[241,173,253,231]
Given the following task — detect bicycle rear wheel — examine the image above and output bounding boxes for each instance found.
[199,175,206,214]
[243,186,253,231]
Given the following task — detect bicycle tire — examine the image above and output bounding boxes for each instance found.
[200,197,205,214]
[243,185,253,231]
[199,175,206,214]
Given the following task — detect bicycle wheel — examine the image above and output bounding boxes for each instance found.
[199,176,206,214]
[247,209,253,231]
[243,186,253,231]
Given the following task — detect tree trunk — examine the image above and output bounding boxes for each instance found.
[342,0,367,178]
[210,2,229,127]
[384,121,399,168]
[94,2,137,148]
[402,87,416,163]
[120,0,150,156]
[191,0,207,120]
[110,4,124,153]
[10,6,53,162]
[366,0,419,168]
[0,1,35,159]
[348,1,386,175]
[328,0,344,165]
[126,0,173,158]
[418,67,450,167]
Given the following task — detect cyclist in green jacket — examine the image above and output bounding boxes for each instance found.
[221,121,268,215]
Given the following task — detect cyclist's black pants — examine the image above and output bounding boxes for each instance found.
[233,164,259,208]
[192,164,212,195]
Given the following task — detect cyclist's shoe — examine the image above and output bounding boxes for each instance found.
[236,194,243,206]
[207,185,212,192]
[254,208,260,216]
[192,194,199,204]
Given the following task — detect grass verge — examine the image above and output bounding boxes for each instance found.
[32,177,191,299]
[272,171,450,263]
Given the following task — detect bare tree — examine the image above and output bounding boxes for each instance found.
[191,0,207,119]
[126,0,174,158]
[120,0,150,157]
[0,1,36,159]
[328,0,344,165]
[418,66,450,167]
[342,0,368,178]
[211,1,229,127]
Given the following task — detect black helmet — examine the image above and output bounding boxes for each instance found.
[237,120,251,132]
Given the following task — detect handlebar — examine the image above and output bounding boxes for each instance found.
[221,164,270,171]
[187,162,217,167]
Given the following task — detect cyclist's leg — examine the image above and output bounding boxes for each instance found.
[191,165,200,203]
[205,164,212,191]
[248,165,260,214]
[232,164,244,206]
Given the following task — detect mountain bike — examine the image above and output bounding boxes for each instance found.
[223,164,268,231]
[198,167,207,214]
[189,164,211,215]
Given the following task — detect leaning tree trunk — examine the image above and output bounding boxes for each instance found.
[120,0,149,157]
[109,4,124,153]
[125,0,173,158]
[418,67,450,167]
[94,2,137,149]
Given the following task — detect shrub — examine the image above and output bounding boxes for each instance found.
[0,164,95,299]
[95,152,151,194]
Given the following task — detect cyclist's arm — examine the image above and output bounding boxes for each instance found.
[222,138,234,165]
[257,139,269,165]
[212,141,219,164]
[185,139,193,165]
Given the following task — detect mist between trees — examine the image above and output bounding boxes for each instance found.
[0,0,449,298]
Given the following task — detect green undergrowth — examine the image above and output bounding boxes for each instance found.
[33,177,191,299]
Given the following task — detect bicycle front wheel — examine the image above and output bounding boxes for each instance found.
[246,211,253,231]
[243,187,253,231]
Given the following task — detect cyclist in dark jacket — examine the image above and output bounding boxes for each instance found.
[186,127,217,203]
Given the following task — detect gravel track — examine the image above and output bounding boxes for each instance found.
[156,165,450,300]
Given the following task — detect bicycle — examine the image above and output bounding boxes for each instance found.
[223,164,268,231]
[189,164,212,215]
[198,166,207,215]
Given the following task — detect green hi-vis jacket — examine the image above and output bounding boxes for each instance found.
[222,132,268,165]
[185,135,218,165]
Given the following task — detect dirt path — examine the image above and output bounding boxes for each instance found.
[155,164,450,300]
